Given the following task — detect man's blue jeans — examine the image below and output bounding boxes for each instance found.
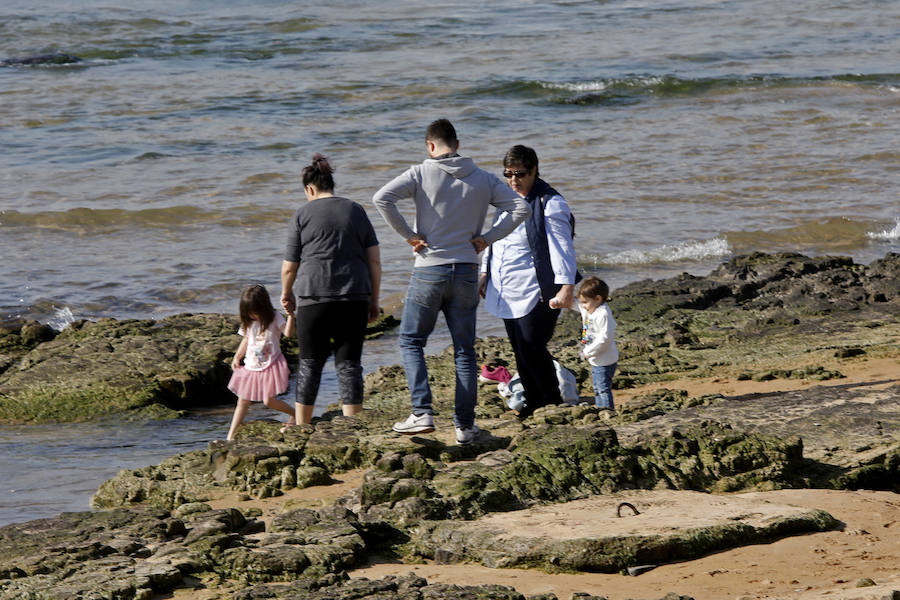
[399,263,479,429]
[591,362,617,409]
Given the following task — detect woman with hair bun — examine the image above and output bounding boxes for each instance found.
[280,154,382,425]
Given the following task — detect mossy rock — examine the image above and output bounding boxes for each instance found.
[405,490,840,573]
[0,314,239,423]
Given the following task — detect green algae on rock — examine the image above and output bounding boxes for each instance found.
[334,406,807,538]
[1,253,896,423]
[0,312,400,424]
[0,507,187,599]
[0,503,368,599]
[602,252,899,388]
[0,314,239,424]
[231,573,530,600]
[0,319,57,374]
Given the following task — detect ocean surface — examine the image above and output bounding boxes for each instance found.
[0,0,897,526]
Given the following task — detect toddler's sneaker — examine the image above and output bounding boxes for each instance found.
[392,413,435,434]
[479,365,512,384]
[455,423,480,445]
[506,391,526,412]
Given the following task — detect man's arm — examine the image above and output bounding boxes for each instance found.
[372,169,419,241]
[480,178,530,245]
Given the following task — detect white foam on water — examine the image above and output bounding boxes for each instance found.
[540,76,664,93]
[541,80,610,92]
[47,306,76,331]
[598,237,732,266]
[866,219,900,241]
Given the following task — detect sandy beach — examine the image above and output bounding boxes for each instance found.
[348,488,900,600]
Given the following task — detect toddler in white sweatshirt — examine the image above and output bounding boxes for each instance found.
[577,277,619,410]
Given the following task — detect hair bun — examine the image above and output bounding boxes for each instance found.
[311,153,333,175]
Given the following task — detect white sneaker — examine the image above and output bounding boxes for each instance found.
[392,413,435,434]
[507,392,525,412]
[455,424,480,445]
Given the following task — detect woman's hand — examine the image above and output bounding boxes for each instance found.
[280,260,299,313]
[281,291,296,314]
[368,300,382,323]
[478,272,488,299]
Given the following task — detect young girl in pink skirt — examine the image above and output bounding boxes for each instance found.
[226,284,296,440]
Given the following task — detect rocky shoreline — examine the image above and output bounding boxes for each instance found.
[1,252,898,599]
[0,312,399,424]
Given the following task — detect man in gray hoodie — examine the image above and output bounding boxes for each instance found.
[373,119,529,445]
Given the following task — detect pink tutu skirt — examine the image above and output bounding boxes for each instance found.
[227,354,290,402]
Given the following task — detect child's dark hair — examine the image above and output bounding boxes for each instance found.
[302,153,335,192]
[578,276,609,302]
[239,284,276,332]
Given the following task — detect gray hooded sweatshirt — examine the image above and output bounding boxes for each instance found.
[373,155,530,267]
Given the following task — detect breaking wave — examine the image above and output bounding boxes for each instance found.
[594,237,732,266]
[518,73,900,106]
[866,219,900,242]
[47,306,77,331]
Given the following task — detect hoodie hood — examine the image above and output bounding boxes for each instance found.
[426,155,477,180]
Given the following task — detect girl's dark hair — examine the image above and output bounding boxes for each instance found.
[503,144,539,177]
[302,153,335,192]
[239,284,276,331]
[578,277,610,302]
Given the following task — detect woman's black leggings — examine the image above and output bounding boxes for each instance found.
[295,300,368,406]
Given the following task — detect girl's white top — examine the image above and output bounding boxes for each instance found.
[578,302,618,367]
[238,312,286,371]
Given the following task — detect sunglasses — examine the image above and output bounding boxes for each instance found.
[503,169,530,179]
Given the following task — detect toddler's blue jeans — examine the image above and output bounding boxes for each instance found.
[591,362,617,409]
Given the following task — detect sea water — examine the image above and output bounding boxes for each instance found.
[0,0,897,526]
